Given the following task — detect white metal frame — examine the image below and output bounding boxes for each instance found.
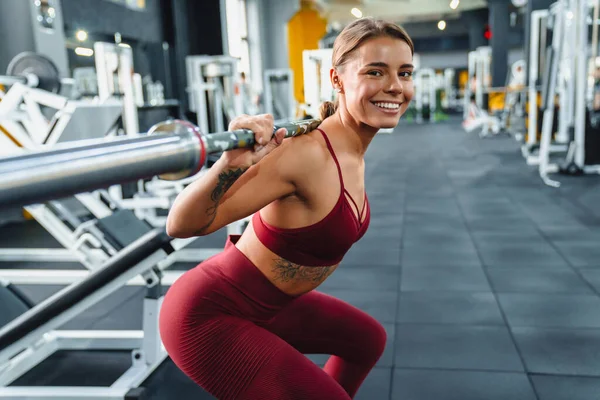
[414,68,437,124]
[94,42,139,138]
[522,7,571,166]
[538,0,566,186]
[535,0,600,186]
[186,55,243,134]
[526,9,549,154]
[0,238,172,399]
[442,68,457,110]
[463,46,492,124]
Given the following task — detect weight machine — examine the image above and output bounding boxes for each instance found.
[94,42,140,137]
[0,52,125,267]
[302,49,335,119]
[523,5,571,165]
[441,68,459,111]
[414,68,438,124]
[263,69,295,122]
[499,59,527,137]
[0,53,228,286]
[535,0,600,187]
[0,228,177,400]
[461,47,504,135]
[464,46,492,119]
[186,55,243,134]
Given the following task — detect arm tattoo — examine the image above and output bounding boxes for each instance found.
[271,258,334,284]
[196,167,247,234]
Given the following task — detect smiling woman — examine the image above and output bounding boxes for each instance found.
[160,17,414,400]
[320,18,415,125]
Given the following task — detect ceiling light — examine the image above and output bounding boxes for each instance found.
[75,47,94,57]
[351,7,363,18]
[450,0,459,10]
[438,20,447,30]
[76,30,88,42]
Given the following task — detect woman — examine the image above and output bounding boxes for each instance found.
[159,17,414,400]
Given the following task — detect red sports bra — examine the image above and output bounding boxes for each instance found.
[252,128,370,267]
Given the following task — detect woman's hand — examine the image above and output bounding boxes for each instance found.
[220,114,287,168]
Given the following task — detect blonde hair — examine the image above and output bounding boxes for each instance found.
[319,18,414,121]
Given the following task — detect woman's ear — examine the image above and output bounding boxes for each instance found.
[330,68,343,93]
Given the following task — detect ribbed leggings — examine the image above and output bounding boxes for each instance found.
[159,235,386,399]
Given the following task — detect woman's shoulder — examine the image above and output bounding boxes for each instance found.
[278,128,331,164]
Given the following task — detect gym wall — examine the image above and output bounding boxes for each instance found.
[61,0,165,43]
[417,48,525,70]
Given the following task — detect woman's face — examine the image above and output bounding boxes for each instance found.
[334,36,414,130]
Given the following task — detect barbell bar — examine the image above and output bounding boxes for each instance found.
[0,118,321,209]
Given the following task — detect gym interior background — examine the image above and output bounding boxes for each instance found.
[1,0,600,399]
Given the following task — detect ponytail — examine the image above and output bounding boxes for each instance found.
[319,100,338,120]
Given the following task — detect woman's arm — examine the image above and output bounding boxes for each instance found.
[166,147,295,237]
[166,115,321,238]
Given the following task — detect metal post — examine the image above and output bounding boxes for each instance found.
[528,10,548,148]
[574,0,590,167]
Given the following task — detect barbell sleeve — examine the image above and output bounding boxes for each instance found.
[0,118,321,208]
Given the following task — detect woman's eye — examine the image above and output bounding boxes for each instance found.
[368,70,383,76]
[400,71,413,78]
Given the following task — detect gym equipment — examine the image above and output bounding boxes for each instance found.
[534,0,600,186]
[414,68,438,124]
[464,46,492,120]
[0,52,61,93]
[0,118,322,209]
[0,0,69,80]
[522,6,570,166]
[0,81,124,266]
[302,49,334,119]
[95,42,140,137]
[0,227,175,399]
[0,280,33,328]
[441,68,459,111]
[186,55,243,134]
[264,69,296,122]
[499,60,527,137]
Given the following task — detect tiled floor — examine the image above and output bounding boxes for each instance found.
[3,117,600,399]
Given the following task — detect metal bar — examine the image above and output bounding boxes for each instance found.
[575,0,588,167]
[0,76,26,86]
[0,269,185,286]
[0,386,130,399]
[0,119,321,209]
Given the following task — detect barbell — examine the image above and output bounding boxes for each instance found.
[0,52,61,93]
[0,118,322,208]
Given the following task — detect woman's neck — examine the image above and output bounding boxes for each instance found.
[321,112,375,157]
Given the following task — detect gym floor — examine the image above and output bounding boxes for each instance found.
[3,116,600,399]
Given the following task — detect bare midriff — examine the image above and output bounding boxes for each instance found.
[234,219,339,297]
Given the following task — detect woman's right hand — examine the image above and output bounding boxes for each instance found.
[220,114,287,169]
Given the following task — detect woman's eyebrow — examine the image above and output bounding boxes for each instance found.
[364,62,414,69]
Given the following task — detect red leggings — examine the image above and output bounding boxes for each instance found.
[159,236,386,400]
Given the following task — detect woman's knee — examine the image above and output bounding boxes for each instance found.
[357,316,387,364]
